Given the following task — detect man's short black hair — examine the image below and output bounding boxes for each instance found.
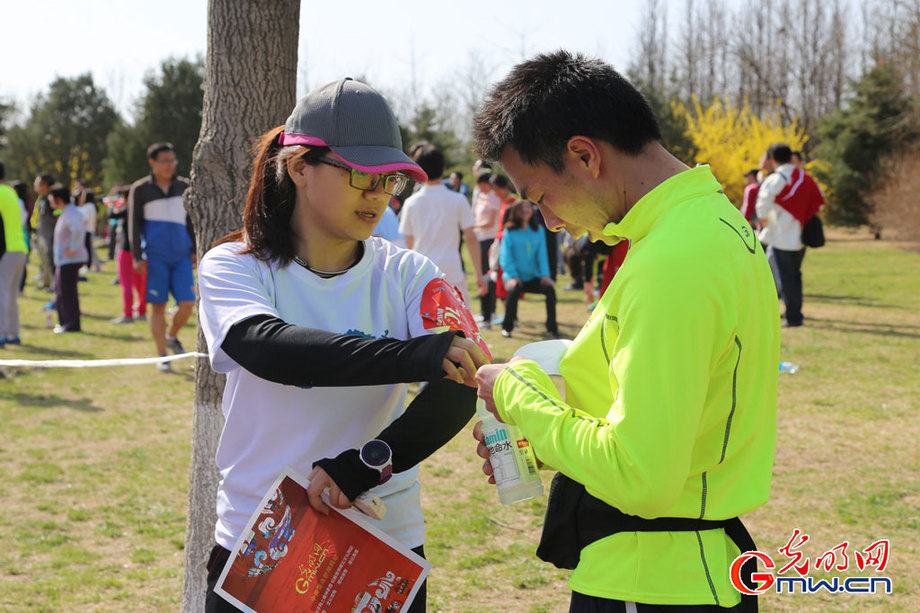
[412,144,445,180]
[489,174,511,190]
[49,183,70,203]
[744,168,759,178]
[476,172,492,185]
[474,50,661,171]
[768,143,793,164]
[37,173,55,187]
[451,171,463,180]
[147,142,175,160]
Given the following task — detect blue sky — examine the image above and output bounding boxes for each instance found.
[1,0,644,119]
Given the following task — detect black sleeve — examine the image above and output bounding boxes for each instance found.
[314,378,477,501]
[220,313,459,387]
[0,214,6,258]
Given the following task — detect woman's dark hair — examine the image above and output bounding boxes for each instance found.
[11,181,29,205]
[474,50,660,171]
[503,199,538,231]
[83,191,96,204]
[215,125,329,266]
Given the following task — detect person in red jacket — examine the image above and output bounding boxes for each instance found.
[740,169,760,228]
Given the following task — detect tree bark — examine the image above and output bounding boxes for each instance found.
[181,1,300,610]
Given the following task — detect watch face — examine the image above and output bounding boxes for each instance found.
[361,440,391,466]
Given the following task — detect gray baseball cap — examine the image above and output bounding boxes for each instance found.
[279,78,427,183]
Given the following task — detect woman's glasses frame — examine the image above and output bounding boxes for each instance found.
[318,156,409,196]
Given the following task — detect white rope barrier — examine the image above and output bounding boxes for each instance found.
[0,352,206,368]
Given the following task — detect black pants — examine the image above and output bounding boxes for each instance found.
[84,232,94,268]
[54,263,81,331]
[503,278,557,334]
[478,239,497,320]
[570,591,743,612]
[773,247,805,325]
[205,543,427,612]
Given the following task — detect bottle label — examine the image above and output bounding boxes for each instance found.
[483,424,540,488]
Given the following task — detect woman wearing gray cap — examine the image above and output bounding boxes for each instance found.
[197,79,490,612]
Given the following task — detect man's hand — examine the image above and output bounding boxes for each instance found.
[190,253,198,269]
[472,419,544,484]
[442,335,491,387]
[504,277,521,292]
[305,466,352,515]
[472,420,496,485]
[540,276,554,287]
[133,259,147,275]
[475,358,523,419]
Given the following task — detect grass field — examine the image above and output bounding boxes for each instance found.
[1,227,917,612]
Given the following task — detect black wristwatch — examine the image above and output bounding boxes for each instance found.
[359,439,393,485]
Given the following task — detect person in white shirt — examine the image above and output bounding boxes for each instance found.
[398,144,487,306]
[471,173,502,326]
[371,200,405,248]
[756,143,804,327]
[79,191,100,272]
[197,79,489,613]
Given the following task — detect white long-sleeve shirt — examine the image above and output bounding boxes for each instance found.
[755,163,803,251]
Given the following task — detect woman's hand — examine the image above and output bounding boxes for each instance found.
[306,466,353,514]
[443,335,491,387]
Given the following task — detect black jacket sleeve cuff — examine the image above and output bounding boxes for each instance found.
[313,450,379,502]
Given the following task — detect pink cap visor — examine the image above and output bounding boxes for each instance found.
[279,132,428,183]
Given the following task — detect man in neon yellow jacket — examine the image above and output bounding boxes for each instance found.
[472,51,780,612]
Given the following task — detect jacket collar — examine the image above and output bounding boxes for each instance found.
[601,165,723,243]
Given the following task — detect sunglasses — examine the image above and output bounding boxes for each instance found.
[318,156,409,196]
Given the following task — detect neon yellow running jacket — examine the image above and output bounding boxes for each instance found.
[494,165,780,606]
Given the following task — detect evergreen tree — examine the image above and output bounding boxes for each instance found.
[814,61,918,226]
[4,74,117,189]
[0,98,14,150]
[103,56,205,187]
[633,79,698,166]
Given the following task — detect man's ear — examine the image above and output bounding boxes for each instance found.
[566,136,601,179]
[286,155,310,187]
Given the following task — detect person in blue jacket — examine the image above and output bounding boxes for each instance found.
[498,199,558,338]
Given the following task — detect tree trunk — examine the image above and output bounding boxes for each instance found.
[181,1,300,610]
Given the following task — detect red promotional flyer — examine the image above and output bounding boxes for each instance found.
[419,277,492,360]
[215,470,431,613]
